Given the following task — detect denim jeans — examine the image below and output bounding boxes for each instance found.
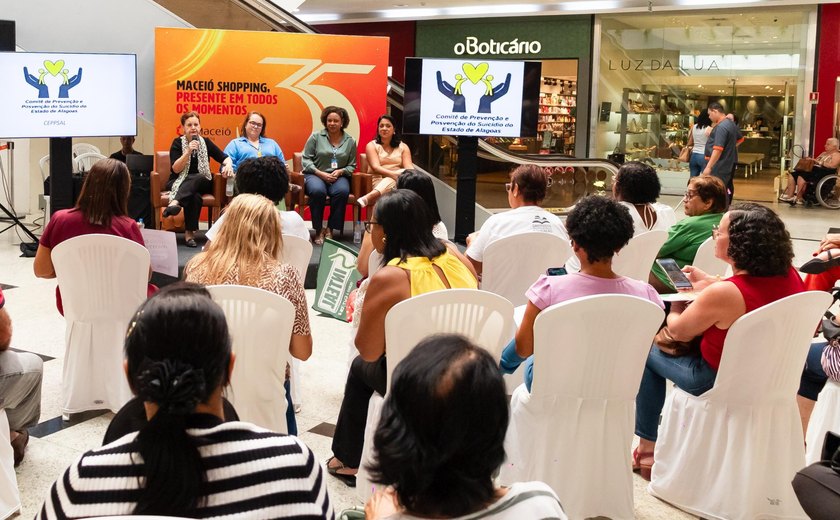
[499,338,534,392]
[798,341,828,401]
[635,346,717,442]
[689,152,707,178]
[284,378,297,436]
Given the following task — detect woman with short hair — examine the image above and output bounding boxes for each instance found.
[327,190,477,486]
[634,203,804,480]
[365,334,567,519]
[223,111,285,172]
[37,283,332,519]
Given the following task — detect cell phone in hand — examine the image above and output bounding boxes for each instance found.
[546,267,568,276]
[656,259,693,290]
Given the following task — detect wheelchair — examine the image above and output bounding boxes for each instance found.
[793,166,840,209]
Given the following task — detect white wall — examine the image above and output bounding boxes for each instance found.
[3,0,190,214]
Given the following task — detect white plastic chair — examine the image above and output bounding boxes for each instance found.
[0,410,20,520]
[612,229,667,282]
[72,143,101,156]
[806,379,840,464]
[207,285,295,434]
[481,232,573,307]
[357,289,515,502]
[39,154,50,182]
[690,236,730,277]
[280,234,312,411]
[650,291,832,520]
[74,152,107,172]
[499,294,664,520]
[52,234,149,415]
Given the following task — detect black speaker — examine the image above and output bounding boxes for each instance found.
[0,20,15,52]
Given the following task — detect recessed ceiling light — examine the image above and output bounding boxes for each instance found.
[393,3,408,6]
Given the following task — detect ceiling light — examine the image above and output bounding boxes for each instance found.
[560,1,619,11]
[297,13,341,22]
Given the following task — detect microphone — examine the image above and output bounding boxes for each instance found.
[191,134,198,157]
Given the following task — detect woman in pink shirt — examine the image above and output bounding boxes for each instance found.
[500,196,663,390]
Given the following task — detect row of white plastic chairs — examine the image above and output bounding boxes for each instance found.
[38,143,106,181]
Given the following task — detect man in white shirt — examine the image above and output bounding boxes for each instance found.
[205,156,309,243]
[466,164,568,276]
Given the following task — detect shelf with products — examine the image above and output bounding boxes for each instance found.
[537,78,577,155]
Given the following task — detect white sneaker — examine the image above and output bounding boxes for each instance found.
[778,194,794,202]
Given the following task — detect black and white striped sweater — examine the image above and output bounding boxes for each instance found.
[37,414,334,519]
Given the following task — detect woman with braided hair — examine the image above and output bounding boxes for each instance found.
[37,283,333,519]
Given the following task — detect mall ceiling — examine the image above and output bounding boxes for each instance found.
[291,0,833,24]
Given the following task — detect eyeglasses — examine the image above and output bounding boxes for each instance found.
[683,190,698,199]
[712,224,724,240]
[247,121,263,128]
[363,220,378,233]
[505,183,512,192]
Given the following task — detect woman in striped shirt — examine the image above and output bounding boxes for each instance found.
[37,283,333,519]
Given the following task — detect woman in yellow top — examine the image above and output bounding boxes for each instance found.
[327,190,476,486]
[357,114,414,208]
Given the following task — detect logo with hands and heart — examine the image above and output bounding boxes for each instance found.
[462,62,489,84]
[43,60,65,77]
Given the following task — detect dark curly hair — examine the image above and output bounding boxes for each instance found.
[613,161,661,204]
[510,164,548,203]
[235,156,289,203]
[374,114,402,147]
[725,203,793,276]
[565,195,634,264]
[320,105,350,129]
[368,334,508,517]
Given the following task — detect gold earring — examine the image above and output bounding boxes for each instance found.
[382,236,387,243]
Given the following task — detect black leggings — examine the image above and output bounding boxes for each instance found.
[166,173,213,231]
[331,355,387,468]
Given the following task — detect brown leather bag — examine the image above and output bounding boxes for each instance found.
[160,207,185,232]
[654,326,701,357]
[794,157,815,173]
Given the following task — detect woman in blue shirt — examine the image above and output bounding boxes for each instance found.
[224,111,285,172]
[302,105,357,245]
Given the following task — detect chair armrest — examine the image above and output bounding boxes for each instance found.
[151,171,162,203]
[211,173,225,204]
[288,171,306,216]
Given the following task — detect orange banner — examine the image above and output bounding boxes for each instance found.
[154,28,389,166]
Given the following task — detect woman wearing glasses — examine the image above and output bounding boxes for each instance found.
[648,176,727,293]
[326,190,476,486]
[465,164,567,277]
[633,203,804,480]
[224,111,285,172]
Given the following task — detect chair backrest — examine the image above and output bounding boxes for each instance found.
[709,291,832,405]
[482,232,573,307]
[51,234,150,322]
[74,152,107,173]
[73,143,100,156]
[154,151,171,175]
[530,294,664,398]
[360,152,368,174]
[281,234,312,280]
[39,154,50,182]
[691,236,729,277]
[207,285,295,433]
[612,229,668,281]
[384,289,514,390]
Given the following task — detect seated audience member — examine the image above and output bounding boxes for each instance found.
[357,114,414,208]
[223,111,285,172]
[500,196,663,391]
[0,287,43,466]
[634,203,804,480]
[612,161,677,235]
[365,334,567,520]
[327,191,477,486]
[649,176,727,293]
[36,283,332,519]
[109,136,142,163]
[784,138,840,206]
[33,158,151,315]
[185,194,311,435]
[466,164,568,276]
[205,155,309,244]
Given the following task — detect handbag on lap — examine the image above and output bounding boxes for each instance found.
[654,326,701,357]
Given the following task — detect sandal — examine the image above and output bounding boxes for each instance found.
[326,456,357,487]
[12,429,29,467]
[800,249,840,274]
[631,446,654,481]
[185,238,197,248]
[314,229,326,246]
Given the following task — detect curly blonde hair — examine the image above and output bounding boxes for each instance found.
[185,194,282,286]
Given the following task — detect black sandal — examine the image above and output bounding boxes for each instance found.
[325,456,357,487]
[800,249,840,274]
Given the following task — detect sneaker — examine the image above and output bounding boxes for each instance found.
[778,194,795,202]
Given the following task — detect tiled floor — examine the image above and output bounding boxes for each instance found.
[3,196,834,518]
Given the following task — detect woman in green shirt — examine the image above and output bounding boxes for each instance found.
[302,105,357,245]
[649,176,727,293]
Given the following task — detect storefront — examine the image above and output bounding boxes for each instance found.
[415,16,593,159]
[591,7,815,200]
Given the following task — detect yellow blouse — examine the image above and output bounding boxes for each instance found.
[387,251,477,296]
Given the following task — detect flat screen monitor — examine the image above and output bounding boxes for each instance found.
[0,51,137,138]
[403,57,541,138]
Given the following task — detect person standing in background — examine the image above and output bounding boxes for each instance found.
[109,136,142,163]
[703,103,738,205]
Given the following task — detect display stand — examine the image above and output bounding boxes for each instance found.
[454,136,478,244]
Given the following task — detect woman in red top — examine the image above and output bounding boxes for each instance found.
[633,203,804,480]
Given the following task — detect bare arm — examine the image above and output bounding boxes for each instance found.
[357,232,374,278]
[0,307,11,351]
[445,241,478,282]
[33,245,56,278]
[365,141,403,179]
[355,267,410,361]
[514,301,541,358]
[666,281,744,341]
[289,334,313,361]
[702,148,722,176]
